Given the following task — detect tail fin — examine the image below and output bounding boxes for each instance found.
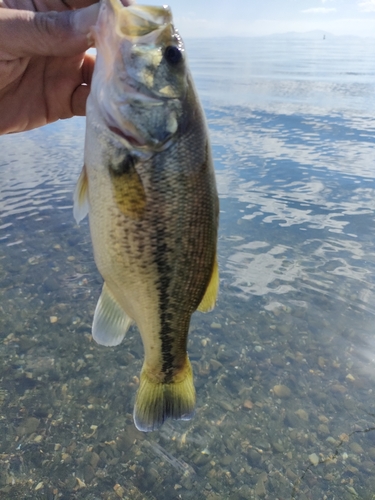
[133,358,195,432]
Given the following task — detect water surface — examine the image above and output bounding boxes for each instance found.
[1,35,375,499]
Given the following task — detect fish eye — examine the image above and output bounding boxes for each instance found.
[164,45,182,65]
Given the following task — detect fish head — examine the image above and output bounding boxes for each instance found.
[91,1,189,151]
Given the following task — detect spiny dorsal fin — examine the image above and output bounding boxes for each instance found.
[73,165,89,223]
[197,257,219,313]
[92,283,133,346]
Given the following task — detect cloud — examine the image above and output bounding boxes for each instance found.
[358,0,375,11]
[301,7,336,13]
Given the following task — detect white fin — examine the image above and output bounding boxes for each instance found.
[73,165,89,224]
[92,283,133,346]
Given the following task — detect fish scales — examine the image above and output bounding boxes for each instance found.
[74,0,219,431]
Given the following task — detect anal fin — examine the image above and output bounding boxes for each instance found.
[92,283,133,346]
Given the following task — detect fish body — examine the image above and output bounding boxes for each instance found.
[74,0,219,431]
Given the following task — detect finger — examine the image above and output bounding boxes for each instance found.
[81,51,96,85]
[71,83,90,116]
[1,1,98,12]
[0,3,100,58]
[70,52,95,116]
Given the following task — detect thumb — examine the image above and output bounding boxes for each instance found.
[0,3,100,58]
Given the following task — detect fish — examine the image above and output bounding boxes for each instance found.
[73,0,219,432]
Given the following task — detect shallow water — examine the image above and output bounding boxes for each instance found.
[1,35,375,499]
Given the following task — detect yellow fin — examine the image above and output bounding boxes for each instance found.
[92,283,133,346]
[197,257,219,313]
[133,358,195,432]
[73,165,89,224]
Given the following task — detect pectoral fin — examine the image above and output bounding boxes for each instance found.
[73,165,89,223]
[197,257,219,313]
[92,283,133,346]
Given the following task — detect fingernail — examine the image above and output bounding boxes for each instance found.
[73,3,100,35]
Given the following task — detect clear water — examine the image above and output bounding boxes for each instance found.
[1,35,375,499]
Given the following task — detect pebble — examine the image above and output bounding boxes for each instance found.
[25,417,40,435]
[210,322,222,329]
[285,410,300,428]
[220,455,233,466]
[318,415,329,424]
[308,453,320,466]
[113,484,125,498]
[324,473,335,481]
[218,400,234,412]
[286,468,298,482]
[346,485,358,497]
[246,449,262,467]
[318,356,326,368]
[90,452,100,468]
[273,384,291,398]
[330,384,347,394]
[326,436,337,446]
[238,485,253,499]
[50,316,58,324]
[43,277,59,292]
[76,478,86,489]
[62,453,72,464]
[317,424,330,436]
[243,400,253,410]
[271,440,285,453]
[277,324,290,335]
[210,359,222,371]
[350,442,364,454]
[254,477,267,497]
[295,409,309,421]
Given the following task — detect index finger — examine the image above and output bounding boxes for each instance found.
[0,5,99,58]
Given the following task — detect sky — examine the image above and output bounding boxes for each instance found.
[165,0,375,38]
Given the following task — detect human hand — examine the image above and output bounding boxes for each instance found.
[0,1,101,134]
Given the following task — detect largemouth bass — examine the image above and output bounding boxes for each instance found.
[74,0,219,432]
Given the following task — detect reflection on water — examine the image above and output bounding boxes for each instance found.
[1,35,375,499]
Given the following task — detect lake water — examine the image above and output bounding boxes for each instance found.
[1,35,375,499]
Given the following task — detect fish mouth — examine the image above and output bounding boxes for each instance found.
[106,0,173,39]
